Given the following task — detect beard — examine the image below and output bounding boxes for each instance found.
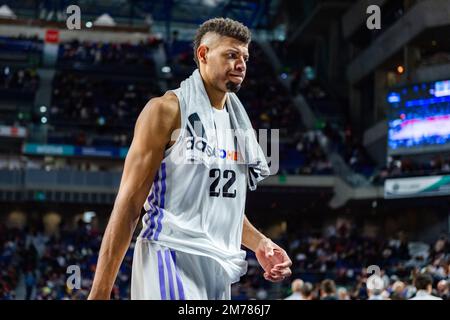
[226,81,241,93]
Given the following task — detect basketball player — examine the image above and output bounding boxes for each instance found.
[88,18,292,300]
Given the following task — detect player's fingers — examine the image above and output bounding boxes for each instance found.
[266,269,285,279]
[274,260,292,269]
[269,269,280,277]
[264,273,275,282]
[270,267,292,277]
[265,273,285,282]
[264,272,275,281]
[270,267,284,275]
[274,268,292,277]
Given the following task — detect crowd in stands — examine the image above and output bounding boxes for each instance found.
[1,217,448,300]
[322,122,375,178]
[164,34,196,82]
[0,37,42,126]
[58,39,161,69]
[0,219,131,300]
[280,130,333,175]
[45,38,165,147]
[0,67,39,92]
[241,43,301,137]
[236,225,449,300]
[49,71,162,147]
[273,36,396,181]
[282,272,448,300]
[0,223,21,300]
[374,155,450,182]
[0,67,40,126]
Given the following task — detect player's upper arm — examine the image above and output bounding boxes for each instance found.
[114,94,179,216]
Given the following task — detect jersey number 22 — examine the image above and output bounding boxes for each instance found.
[209,168,236,198]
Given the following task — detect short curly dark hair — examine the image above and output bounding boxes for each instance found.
[193,17,251,67]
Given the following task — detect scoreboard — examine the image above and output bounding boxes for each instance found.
[387,79,450,155]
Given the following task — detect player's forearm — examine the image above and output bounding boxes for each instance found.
[89,202,141,299]
[241,215,268,252]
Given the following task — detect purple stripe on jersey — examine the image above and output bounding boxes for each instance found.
[171,250,185,300]
[142,207,156,239]
[144,169,161,239]
[142,169,159,238]
[164,249,176,300]
[142,187,157,238]
[153,162,166,241]
[159,163,166,209]
[147,189,155,205]
[146,208,161,240]
[147,168,160,205]
[157,250,166,300]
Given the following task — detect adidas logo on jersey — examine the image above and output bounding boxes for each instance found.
[185,136,239,162]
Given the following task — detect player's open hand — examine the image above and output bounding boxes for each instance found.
[255,238,292,282]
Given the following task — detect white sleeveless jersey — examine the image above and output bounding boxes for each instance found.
[138,94,248,284]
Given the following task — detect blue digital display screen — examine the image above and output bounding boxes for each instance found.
[387,79,450,154]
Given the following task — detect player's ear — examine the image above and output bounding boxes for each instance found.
[197,45,208,64]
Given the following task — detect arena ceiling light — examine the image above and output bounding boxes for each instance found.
[83,211,96,223]
[201,0,226,7]
[0,4,16,19]
[161,66,171,73]
[94,13,116,27]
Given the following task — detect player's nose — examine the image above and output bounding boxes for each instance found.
[235,58,246,74]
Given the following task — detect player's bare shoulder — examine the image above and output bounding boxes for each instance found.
[140,91,179,127]
[160,92,182,146]
[134,91,181,148]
